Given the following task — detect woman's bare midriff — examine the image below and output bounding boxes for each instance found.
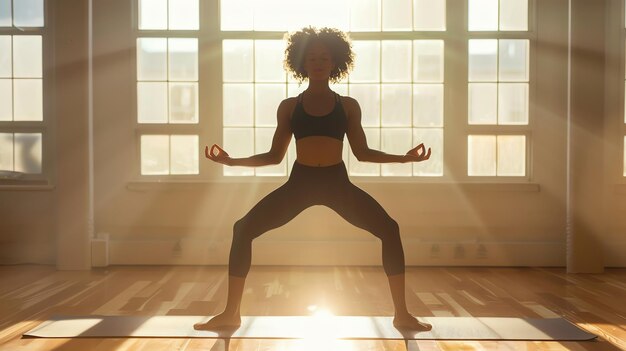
[295,137,344,167]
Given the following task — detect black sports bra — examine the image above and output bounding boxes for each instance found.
[291,92,348,141]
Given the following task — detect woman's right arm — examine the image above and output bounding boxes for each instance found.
[205,98,294,167]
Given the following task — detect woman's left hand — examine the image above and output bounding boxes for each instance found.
[404,143,431,162]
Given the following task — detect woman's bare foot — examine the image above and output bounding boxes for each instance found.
[393,313,432,331]
[194,312,241,330]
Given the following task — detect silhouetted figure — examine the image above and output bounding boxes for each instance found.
[195,26,432,332]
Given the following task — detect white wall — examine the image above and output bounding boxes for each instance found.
[1,0,624,270]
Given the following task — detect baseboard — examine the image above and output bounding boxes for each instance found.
[603,242,626,267]
[108,238,566,267]
[0,242,55,265]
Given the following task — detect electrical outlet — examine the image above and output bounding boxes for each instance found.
[430,244,441,258]
[454,244,465,259]
[172,240,182,257]
[476,244,487,258]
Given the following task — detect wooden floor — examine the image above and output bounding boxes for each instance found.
[0,265,624,351]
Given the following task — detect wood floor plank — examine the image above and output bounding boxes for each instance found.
[0,266,623,351]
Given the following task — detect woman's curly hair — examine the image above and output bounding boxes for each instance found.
[283,26,354,84]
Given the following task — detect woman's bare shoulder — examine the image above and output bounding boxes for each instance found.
[278,97,299,120]
[339,95,360,116]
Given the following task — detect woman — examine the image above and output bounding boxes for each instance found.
[195,27,432,331]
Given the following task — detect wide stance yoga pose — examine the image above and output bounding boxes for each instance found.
[194,27,432,331]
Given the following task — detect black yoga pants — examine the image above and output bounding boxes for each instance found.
[228,161,405,277]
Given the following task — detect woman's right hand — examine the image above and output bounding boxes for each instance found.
[205,144,232,166]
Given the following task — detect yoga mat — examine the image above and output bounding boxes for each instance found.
[23,315,596,341]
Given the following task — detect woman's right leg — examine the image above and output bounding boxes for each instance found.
[195,179,311,330]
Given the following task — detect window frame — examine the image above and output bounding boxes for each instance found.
[132,0,208,180]
[129,0,539,185]
[0,0,54,187]
[462,0,537,182]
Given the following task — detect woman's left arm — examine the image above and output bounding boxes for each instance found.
[344,97,431,163]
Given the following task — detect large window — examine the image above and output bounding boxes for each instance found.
[467,0,530,178]
[0,0,45,179]
[136,0,200,176]
[134,0,534,181]
[221,0,446,177]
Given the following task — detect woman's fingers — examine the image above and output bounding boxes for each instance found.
[205,144,226,160]
[423,147,431,160]
[406,144,431,161]
[204,144,231,165]
[415,144,425,156]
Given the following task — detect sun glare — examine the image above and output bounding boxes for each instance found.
[294,307,358,351]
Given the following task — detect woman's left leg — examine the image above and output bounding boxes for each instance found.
[326,180,431,331]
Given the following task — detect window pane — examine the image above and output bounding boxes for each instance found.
[170,135,198,174]
[0,79,11,121]
[255,128,287,176]
[137,38,167,81]
[413,40,444,83]
[331,83,348,96]
[350,0,380,31]
[382,0,412,31]
[0,36,11,77]
[382,41,411,82]
[220,0,253,31]
[413,0,446,31]
[222,129,253,176]
[413,128,443,176]
[349,84,380,127]
[255,84,285,127]
[137,82,168,123]
[349,128,380,176]
[168,38,198,81]
[139,0,167,30]
[381,84,411,127]
[13,35,42,78]
[141,135,169,175]
[499,39,529,82]
[0,133,13,171]
[255,40,286,82]
[468,0,498,31]
[413,84,443,127]
[382,128,412,176]
[252,0,289,31]
[469,39,497,82]
[468,135,496,176]
[14,0,44,27]
[14,79,42,121]
[169,82,198,123]
[169,0,199,30]
[500,0,528,31]
[350,41,380,83]
[468,83,497,124]
[0,0,11,27]
[287,82,307,98]
[14,133,42,173]
[302,0,349,30]
[498,83,528,125]
[223,128,254,176]
[497,135,525,176]
[223,40,253,82]
[223,84,253,127]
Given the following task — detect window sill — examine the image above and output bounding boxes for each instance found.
[0,180,55,191]
[127,179,540,192]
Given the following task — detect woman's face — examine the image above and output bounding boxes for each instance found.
[303,41,335,81]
